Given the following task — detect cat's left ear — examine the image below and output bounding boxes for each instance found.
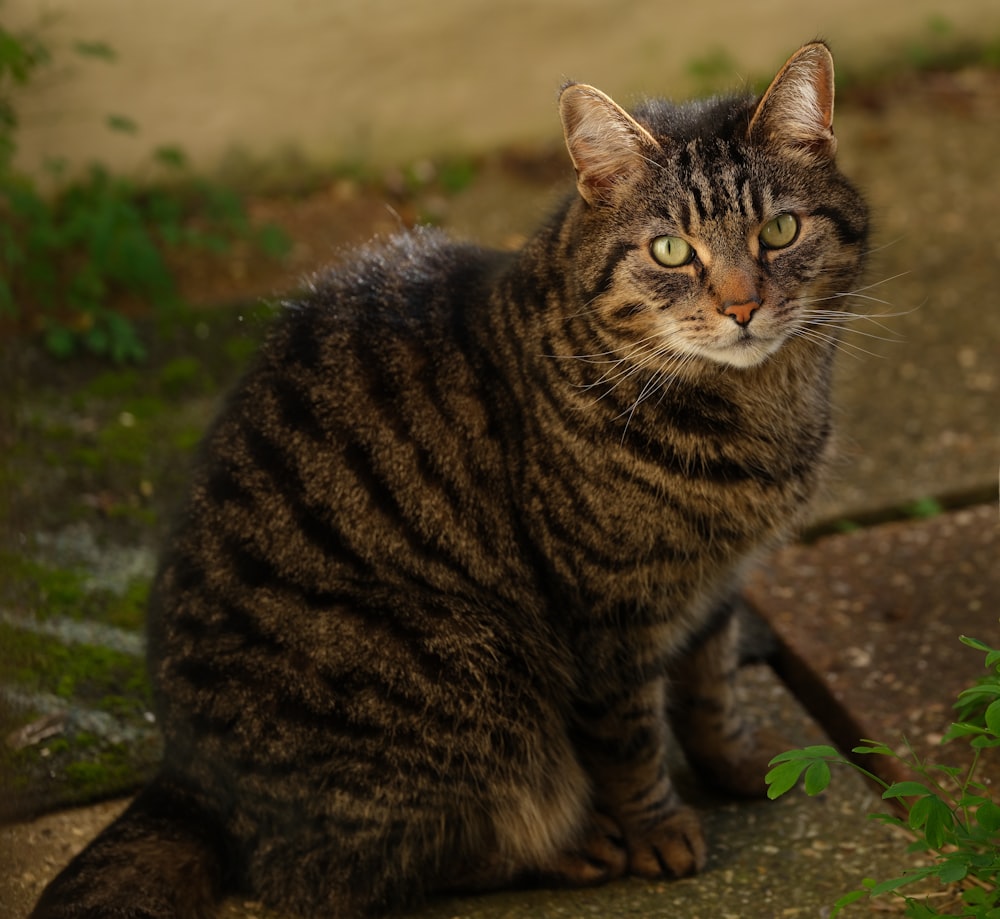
[749,42,837,161]
[559,82,661,205]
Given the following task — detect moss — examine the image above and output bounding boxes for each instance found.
[0,553,150,631]
[60,738,154,802]
[0,621,150,707]
[93,413,154,470]
[0,553,90,619]
[102,577,150,631]
[20,557,90,612]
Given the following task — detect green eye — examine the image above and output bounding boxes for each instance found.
[650,235,694,267]
[759,213,799,250]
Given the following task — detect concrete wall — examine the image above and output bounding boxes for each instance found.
[7,0,1000,180]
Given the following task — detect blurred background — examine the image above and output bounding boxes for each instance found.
[8,0,1000,179]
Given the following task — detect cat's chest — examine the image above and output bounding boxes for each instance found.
[524,390,826,604]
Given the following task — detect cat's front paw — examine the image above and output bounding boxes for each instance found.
[539,812,628,886]
[626,806,707,879]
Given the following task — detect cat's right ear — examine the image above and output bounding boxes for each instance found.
[559,83,660,206]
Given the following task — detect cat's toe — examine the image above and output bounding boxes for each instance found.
[626,806,707,879]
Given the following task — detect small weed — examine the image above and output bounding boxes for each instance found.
[768,636,1000,917]
[0,17,289,363]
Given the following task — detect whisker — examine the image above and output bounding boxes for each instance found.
[791,325,886,361]
[798,312,905,342]
[805,323,901,344]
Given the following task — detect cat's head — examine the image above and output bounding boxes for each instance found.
[558,42,868,371]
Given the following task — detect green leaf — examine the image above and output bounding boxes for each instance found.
[977,800,1000,832]
[963,886,988,906]
[868,873,922,896]
[869,811,908,831]
[829,889,868,916]
[944,721,990,741]
[883,781,932,800]
[960,636,992,653]
[768,746,837,765]
[867,866,936,897]
[909,795,955,849]
[853,741,896,756]
[936,857,968,884]
[903,900,942,919]
[804,759,832,796]
[985,699,1000,735]
[765,760,807,799]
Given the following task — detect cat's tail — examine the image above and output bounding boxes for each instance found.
[30,772,228,919]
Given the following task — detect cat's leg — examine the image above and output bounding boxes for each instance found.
[571,677,707,880]
[666,597,786,797]
[444,719,630,891]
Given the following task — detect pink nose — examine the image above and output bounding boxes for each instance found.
[722,302,759,327]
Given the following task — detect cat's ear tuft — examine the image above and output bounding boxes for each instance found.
[559,82,660,205]
[749,42,837,161]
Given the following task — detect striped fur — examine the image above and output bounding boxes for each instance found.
[33,42,867,919]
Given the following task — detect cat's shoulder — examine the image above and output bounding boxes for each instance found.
[260,227,506,362]
[306,226,503,306]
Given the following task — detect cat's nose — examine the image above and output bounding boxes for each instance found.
[722,301,760,327]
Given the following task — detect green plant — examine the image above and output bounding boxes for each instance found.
[0,14,289,362]
[767,637,1000,917]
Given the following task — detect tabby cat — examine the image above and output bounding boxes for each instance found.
[32,41,868,919]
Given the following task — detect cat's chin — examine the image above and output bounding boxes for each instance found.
[696,337,784,370]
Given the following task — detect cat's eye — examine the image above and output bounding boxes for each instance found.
[759,213,799,250]
[650,235,694,267]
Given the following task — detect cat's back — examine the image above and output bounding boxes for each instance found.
[266,227,507,366]
[149,228,527,668]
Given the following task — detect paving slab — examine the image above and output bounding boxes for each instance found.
[746,504,1000,787]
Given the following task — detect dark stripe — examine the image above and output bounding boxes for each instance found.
[226,537,279,588]
[674,194,692,232]
[812,204,866,246]
[284,311,323,370]
[271,374,326,442]
[612,301,646,322]
[690,180,711,222]
[204,464,254,508]
[586,242,635,303]
[240,422,373,573]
